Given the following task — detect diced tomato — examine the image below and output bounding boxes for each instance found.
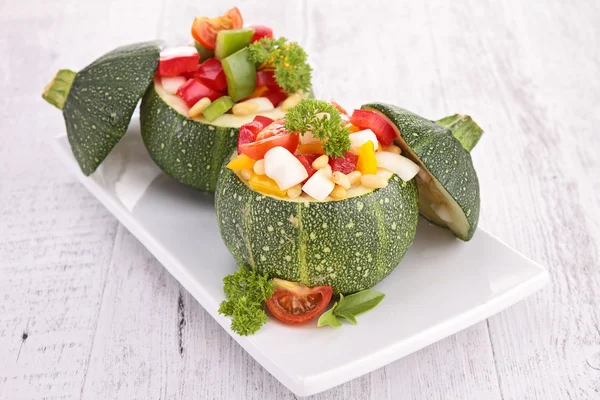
[176,79,222,106]
[256,70,278,88]
[240,122,299,160]
[191,7,244,50]
[296,154,319,180]
[349,109,397,146]
[264,87,288,108]
[266,279,333,325]
[158,53,200,77]
[252,115,274,127]
[194,58,227,91]
[237,121,263,154]
[250,25,274,42]
[331,100,348,116]
[329,151,358,174]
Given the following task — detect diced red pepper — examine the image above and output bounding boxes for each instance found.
[264,87,288,108]
[237,121,263,154]
[181,70,198,80]
[158,53,200,77]
[349,109,397,146]
[194,58,227,91]
[250,25,274,42]
[176,79,222,106]
[253,115,274,127]
[256,70,278,88]
[329,151,358,174]
[296,154,319,180]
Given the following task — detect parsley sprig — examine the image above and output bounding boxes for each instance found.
[218,265,275,336]
[247,37,312,94]
[284,99,351,158]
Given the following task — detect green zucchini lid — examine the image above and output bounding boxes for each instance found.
[362,103,483,241]
[43,41,164,175]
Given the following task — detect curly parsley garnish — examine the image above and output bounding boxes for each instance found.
[284,99,351,158]
[218,265,275,336]
[247,37,312,94]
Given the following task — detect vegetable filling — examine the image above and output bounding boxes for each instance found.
[155,7,312,124]
[226,99,421,201]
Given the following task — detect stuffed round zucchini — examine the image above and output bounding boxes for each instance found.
[43,7,312,192]
[140,7,313,191]
[141,78,289,191]
[215,100,420,294]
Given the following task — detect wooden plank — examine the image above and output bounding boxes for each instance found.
[447,0,600,398]
[0,0,161,398]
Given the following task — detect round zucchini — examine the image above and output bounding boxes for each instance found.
[140,80,287,192]
[215,163,419,294]
[42,41,163,175]
[362,103,481,241]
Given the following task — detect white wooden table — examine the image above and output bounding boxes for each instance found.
[1,1,599,399]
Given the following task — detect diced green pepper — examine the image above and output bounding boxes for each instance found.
[221,48,256,102]
[203,96,235,122]
[194,41,215,62]
[215,28,255,60]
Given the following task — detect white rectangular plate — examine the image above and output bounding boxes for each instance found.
[52,121,549,397]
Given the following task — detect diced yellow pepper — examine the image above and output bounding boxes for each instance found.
[297,142,326,155]
[248,173,287,198]
[356,141,377,174]
[226,154,256,171]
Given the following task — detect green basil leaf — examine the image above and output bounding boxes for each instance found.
[335,311,357,324]
[317,302,341,328]
[334,289,385,317]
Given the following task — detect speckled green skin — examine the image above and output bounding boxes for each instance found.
[62,41,162,175]
[215,165,419,294]
[140,84,239,192]
[363,103,480,241]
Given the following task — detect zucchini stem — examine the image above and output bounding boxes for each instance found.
[437,114,483,152]
[42,69,77,110]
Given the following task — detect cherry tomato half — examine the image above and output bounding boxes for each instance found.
[236,116,276,154]
[252,115,274,127]
[266,279,333,325]
[191,7,244,50]
[240,130,299,160]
